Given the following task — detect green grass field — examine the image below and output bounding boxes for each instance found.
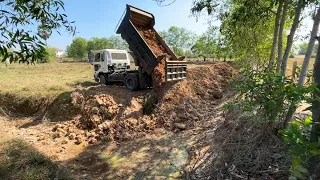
[0,62,94,97]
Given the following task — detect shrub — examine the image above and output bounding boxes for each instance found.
[279,117,320,179]
[232,68,315,127]
[43,47,56,63]
[289,54,295,58]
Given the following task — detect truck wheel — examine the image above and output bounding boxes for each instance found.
[99,74,107,85]
[124,73,139,91]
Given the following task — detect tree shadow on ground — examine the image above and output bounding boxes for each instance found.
[67,81,97,88]
[58,130,192,180]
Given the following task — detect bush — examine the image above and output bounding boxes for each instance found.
[289,54,295,58]
[279,117,320,179]
[232,68,315,127]
[43,47,56,63]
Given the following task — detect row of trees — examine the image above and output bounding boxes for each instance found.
[66,36,128,59]
[66,26,236,60]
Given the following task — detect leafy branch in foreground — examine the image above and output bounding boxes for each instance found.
[0,0,76,63]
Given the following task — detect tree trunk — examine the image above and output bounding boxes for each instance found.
[281,1,304,73]
[298,7,320,88]
[276,0,288,74]
[284,6,320,128]
[268,0,283,71]
[311,36,320,142]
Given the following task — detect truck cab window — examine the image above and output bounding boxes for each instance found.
[111,53,127,60]
[101,52,105,61]
[95,53,100,62]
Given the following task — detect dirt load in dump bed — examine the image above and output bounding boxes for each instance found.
[136,26,167,92]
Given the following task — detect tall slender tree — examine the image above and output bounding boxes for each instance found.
[269,0,283,70]
[284,6,320,127]
[311,36,320,142]
[276,0,289,73]
[281,0,305,73]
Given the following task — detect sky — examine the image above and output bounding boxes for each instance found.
[46,0,209,51]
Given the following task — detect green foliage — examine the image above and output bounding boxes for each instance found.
[191,26,220,58]
[0,0,75,63]
[232,68,315,125]
[43,47,56,63]
[289,54,295,58]
[68,36,128,59]
[108,36,129,50]
[67,37,88,59]
[159,26,196,56]
[87,37,112,53]
[298,42,318,55]
[279,117,320,179]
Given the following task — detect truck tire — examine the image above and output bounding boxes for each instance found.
[99,74,107,85]
[124,73,139,91]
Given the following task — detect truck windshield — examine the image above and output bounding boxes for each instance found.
[111,53,127,60]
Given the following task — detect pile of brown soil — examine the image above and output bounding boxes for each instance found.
[156,63,237,130]
[51,89,156,144]
[50,63,237,144]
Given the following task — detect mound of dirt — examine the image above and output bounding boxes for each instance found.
[156,63,237,130]
[51,63,237,144]
[51,89,156,144]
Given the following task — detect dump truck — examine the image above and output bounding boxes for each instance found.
[93,4,187,91]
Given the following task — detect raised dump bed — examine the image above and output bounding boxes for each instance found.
[116,4,187,83]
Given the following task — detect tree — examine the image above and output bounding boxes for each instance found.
[0,0,75,63]
[87,37,112,53]
[298,7,320,88]
[109,36,128,50]
[276,0,288,73]
[298,42,309,55]
[269,0,283,70]
[159,26,196,56]
[67,37,88,60]
[311,36,320,142]
[86,36,128,53]
[298,42,318,55]
[284,6,320,127]
[43,47,56,63]
[191,26,218,58]
[281,0,306,73]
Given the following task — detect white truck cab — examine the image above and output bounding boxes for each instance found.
[92,49,131,85]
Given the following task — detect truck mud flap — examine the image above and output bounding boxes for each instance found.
[165,60,187,82]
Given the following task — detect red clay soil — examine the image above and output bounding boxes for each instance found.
[136,26,166,57]
[50,63,237,145]
[136,26,168,92]
[156,63,237,130]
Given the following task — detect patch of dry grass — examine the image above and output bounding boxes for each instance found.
[0,62,94,97]
[0,139,71,180]
[286,55,315,76]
